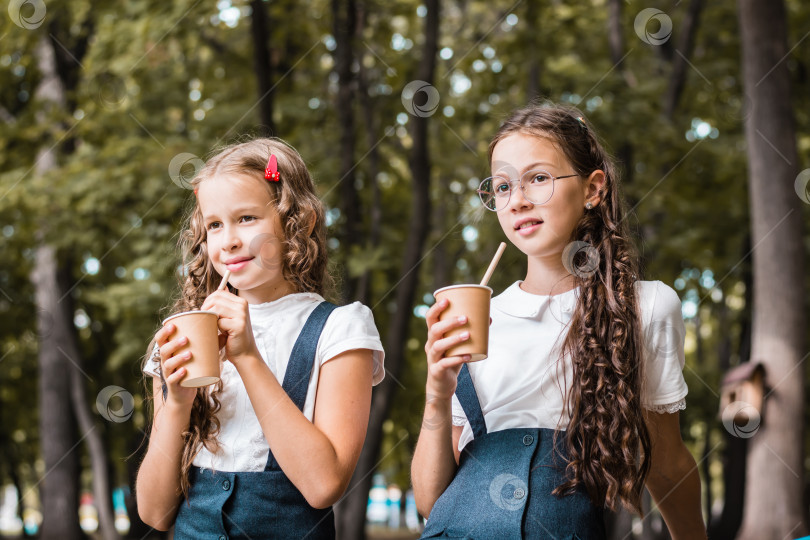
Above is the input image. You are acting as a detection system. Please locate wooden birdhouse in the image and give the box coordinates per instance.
[719,362,766,426]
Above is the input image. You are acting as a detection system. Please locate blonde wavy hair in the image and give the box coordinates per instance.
[143,138,330,498]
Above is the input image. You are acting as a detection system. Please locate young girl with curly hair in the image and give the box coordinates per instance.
[136,138,385,539]
[412,103,706,539]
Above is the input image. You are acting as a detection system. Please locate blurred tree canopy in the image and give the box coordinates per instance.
[0,0,808,538]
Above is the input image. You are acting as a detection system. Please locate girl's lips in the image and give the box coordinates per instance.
[225,258,254,271]
[515,222,543,236]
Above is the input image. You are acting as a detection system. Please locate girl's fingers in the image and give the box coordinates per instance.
[155,323,175,346]
[165,366,187,385]
[424,299,449,327]
[428,315,469,342]
[427,355,469,384]
[216,317,233,333]
[424,315,469,361]
[200,294,221,313]
[162,351,192,374]
[429,332,470,359]
[202,290,242,314]
[215,313,251,335]
[160,336,189,361]
[436,354,471,370]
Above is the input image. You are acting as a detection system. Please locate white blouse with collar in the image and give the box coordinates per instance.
[451,280,688,451]
[144,292,385,472]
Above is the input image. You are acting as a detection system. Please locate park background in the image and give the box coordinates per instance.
[0,0,809,538]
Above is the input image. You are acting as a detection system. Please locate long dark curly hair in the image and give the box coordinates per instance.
[488,103,651,514]
[144,138,330,499]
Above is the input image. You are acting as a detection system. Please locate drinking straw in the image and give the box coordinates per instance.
[217,269,231,291]
[480,242,506,286]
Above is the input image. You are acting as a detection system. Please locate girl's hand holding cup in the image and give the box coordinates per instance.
[155,323,198,408]
[424,243,503,400]
[424,298,472,400]
[200,289,260,367]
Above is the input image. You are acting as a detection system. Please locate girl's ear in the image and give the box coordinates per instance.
[585,169,606,206]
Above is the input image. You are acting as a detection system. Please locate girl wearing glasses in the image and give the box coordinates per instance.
[412,103,706,539]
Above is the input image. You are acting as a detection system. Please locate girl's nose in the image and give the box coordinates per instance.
[508,183,534,211]
[224,231,241,250]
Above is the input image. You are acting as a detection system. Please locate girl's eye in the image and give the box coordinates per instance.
[240,215,257,223]
[493,180,511,194]
[529,173,550,184]
[206,221,221,231]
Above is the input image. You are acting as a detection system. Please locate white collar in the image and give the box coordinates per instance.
[492,281,579,318]
[247,292,323,314]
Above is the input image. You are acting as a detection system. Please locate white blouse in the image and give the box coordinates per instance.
[144,292,385,472]
[451,280,688,451]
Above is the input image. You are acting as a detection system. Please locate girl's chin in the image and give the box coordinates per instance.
[513,241,566,260]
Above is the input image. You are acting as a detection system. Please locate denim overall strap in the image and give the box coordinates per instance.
[455,363,488,439]
[265,301,337,471]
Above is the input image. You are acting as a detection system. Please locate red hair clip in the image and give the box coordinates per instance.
[264,154,280,182]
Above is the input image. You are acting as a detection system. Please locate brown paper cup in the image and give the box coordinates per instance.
[433,284,492,362]
[161,310,221,387]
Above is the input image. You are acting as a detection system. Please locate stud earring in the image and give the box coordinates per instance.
[585,202,593,209]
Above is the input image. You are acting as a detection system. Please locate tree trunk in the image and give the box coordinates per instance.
[354,0,382,307]
[32,244,82,540]
[707,247,750,540]
[604,0,641,269]
[31,34,82,540]
[332,0,362,303]
[431,189,448,292]
[605,507,633,540]
[639,488,655,540]
[64,278,120,540]
[250,0,276,134]
[643,0,705,272]
[640,488,670,539]
[31,25,122,538]
[526,0,542,100]
[711,437,747,540]
[738,233,753,372]
[607,0,624,68]
[736,0,808,538]
[663,0,704,119]
[334,1,440,538]
[607,0,637,88]
[691,314,714,530]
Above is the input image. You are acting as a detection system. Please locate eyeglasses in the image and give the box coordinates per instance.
[477,169,579,211]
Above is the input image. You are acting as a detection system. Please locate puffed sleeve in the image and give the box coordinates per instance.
[318,302,386,385]
[640,281,689,413]
[143,342,161,378]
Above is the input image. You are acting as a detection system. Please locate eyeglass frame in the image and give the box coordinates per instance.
[477,168,580,211]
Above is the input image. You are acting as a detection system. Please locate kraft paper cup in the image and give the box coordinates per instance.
[433,284,492,362]
[161,310,221,387]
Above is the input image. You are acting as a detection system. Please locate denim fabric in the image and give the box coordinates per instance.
[174,302,338,540]
[454,364,487,438]
[174,467,334,539]
[420,364,605,539]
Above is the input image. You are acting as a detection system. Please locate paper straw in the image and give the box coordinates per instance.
[480,242,507,286]
[217,269,231,291]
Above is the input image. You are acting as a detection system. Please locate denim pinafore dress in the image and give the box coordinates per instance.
[420,364,606,539]
[172,302,338,540]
